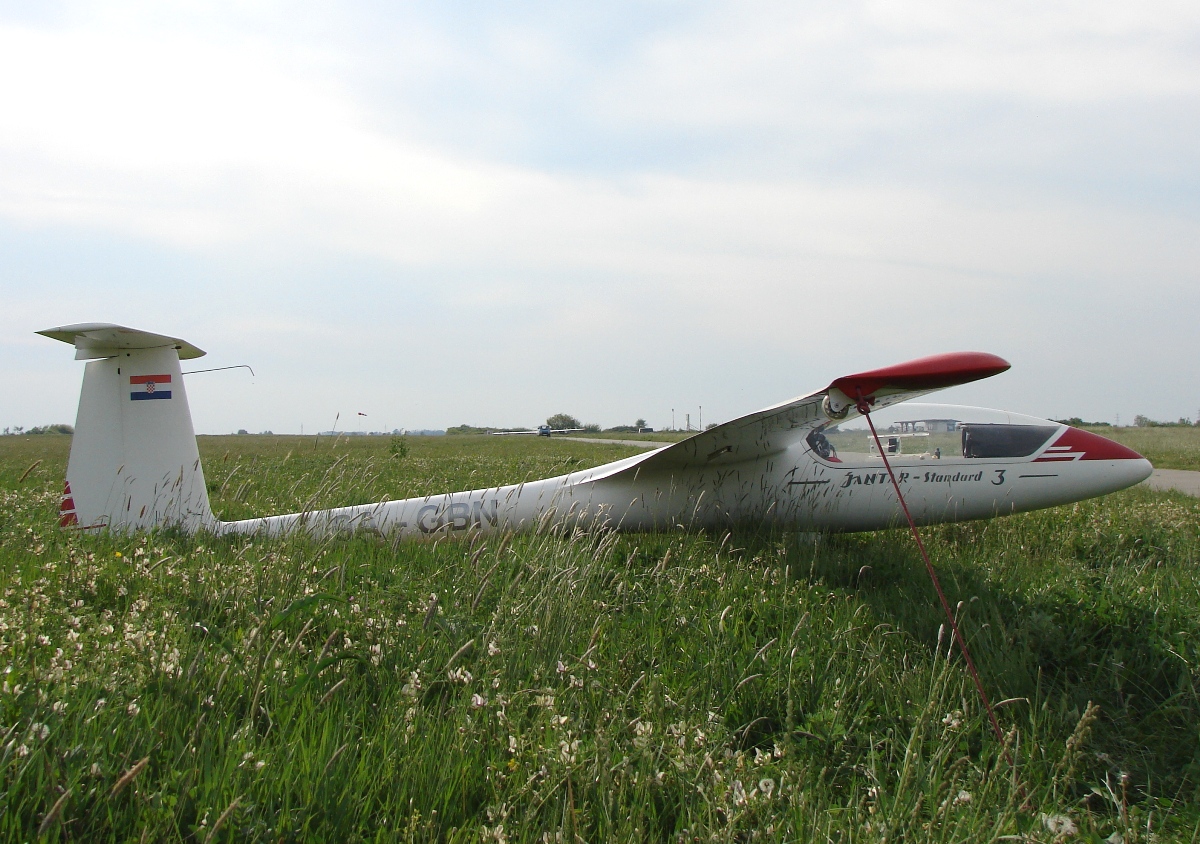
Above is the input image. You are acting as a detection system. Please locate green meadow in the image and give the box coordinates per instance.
[1,432,1198,841]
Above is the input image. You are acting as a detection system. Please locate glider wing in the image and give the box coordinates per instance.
[586,352,1010,481]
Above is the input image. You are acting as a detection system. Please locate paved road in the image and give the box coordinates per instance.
[559,437,673,449]
[567,439,1200,497]
[1141,468,1200,497]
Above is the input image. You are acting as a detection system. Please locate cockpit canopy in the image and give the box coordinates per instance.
[809,403,1063,461]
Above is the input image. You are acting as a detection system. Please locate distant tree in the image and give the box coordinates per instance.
[583,423,601,433]
[635,418,647,429]
[24,424,74,435]
[446,424,488,435]
[546,413,581,430]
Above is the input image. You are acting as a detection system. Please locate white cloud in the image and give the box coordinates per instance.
[1,1,1198,430]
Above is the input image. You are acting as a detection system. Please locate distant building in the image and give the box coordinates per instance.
[893,419,958,433]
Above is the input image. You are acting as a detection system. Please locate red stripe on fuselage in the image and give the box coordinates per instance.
[129,374,172,384]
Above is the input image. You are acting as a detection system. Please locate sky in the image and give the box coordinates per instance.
[2,0,1198,434]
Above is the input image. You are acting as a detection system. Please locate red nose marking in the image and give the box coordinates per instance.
[1035,427,1144,462]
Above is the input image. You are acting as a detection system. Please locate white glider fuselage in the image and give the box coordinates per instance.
[219,423,1150,538]
[38,324,1152,539]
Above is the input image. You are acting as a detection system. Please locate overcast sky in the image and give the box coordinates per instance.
[2,0,1198,434]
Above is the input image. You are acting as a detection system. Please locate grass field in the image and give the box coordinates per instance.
[1,432,1198,841]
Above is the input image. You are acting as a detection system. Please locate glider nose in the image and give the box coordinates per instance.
[1040,426,1153,493]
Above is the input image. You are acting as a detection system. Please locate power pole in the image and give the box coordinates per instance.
[699,405,702,430]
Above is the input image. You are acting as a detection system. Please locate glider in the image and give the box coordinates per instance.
[40,323,1152,537]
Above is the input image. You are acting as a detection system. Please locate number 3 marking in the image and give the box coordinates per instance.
[992,470,1006,486]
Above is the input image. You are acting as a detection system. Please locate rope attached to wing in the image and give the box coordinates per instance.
[854,392,1007,749]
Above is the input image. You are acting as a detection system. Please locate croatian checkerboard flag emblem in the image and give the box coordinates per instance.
[130,374,172,401]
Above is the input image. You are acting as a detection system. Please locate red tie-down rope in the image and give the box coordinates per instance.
[856,395,1006,747]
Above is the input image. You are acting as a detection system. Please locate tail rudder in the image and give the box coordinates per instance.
[39,324,215,533]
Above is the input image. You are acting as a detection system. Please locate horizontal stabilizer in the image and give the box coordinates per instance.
[37,323,206,361]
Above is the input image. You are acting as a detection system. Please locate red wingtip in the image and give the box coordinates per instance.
[828,352,1010,401]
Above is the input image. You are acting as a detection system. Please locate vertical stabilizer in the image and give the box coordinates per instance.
[38,324,214,533]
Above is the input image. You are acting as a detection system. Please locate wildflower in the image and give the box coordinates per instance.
[559,738,580,764]
[759,778,775,798]
[488,640,500,656]
[730,779,747,805]
[15,744,29,757]
[534,694,555,708]
[127,701,140,717]
[32,722,49,740]
[954,790,972,806]
[94,698,107,711]
[942,711,963,730]
[89,763,102,777]
[556,660,568,674]
[471,694,488,709]
[447,667,473,685]
[52,701,66,714]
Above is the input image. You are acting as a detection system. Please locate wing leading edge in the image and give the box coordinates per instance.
[587,352,1011,483]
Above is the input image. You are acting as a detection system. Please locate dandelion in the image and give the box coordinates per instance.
[1042,814,1078,836]
[759,778,775,798]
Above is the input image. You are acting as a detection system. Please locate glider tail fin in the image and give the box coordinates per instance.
[39,324,214,533]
